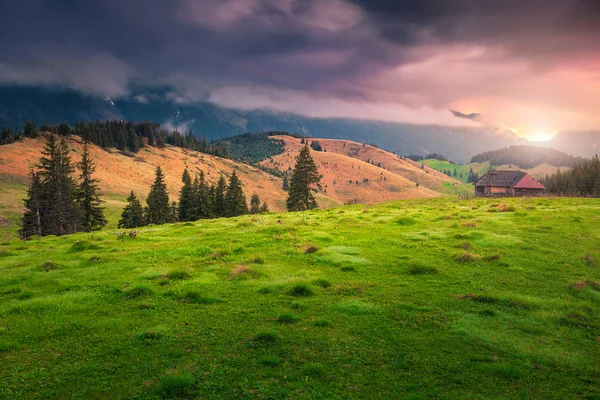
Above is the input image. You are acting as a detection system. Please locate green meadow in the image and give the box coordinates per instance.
[1,198,599,399]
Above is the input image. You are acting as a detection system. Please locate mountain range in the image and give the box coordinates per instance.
[0,86,598,162]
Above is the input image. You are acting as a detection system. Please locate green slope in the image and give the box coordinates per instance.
[421,159,490,183]
[1,198,599,399]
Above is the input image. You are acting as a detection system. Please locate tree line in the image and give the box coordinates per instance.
[1,120,229,157]
[470,145,583,169]
[543,155,600,197]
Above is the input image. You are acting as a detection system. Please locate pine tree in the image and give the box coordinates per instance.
[24,121,38,138]
[146,166,171,224]
[119,191,146,228]
[282,175,289,191]
[249,193,261,214]
[20,170,44,239]
[193,171,211,218]
[213,175,227,217]
[225,171,248,217]
[170,201,179,222]
[77,142,107,232]
[286,144,322,211]
[116,127,128,151]
[38,135,80,236]
[178,168,195,221]
[259,201,269,213]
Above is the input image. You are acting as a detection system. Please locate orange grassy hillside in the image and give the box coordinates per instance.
[0,135,341,214]
[311,138,460,192]
[261,135,441,204]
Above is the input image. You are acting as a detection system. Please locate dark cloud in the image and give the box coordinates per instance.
[0,0,598,130]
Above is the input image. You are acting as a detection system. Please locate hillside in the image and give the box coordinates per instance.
[0,136,341,239]
[261,136,464,204]
[422,159,567,183]
[470,145,584,169]
[1,197,599,398]
[311,138,469,194]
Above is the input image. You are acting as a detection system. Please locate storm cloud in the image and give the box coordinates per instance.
[0,0,599,133]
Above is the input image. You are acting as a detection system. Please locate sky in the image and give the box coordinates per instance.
[0,0,599,139]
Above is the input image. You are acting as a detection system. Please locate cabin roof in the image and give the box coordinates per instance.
[474,170,545,189]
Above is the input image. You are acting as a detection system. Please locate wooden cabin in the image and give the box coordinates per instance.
[473,170,545,197]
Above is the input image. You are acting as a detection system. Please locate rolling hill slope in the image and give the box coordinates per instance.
[260,136,467,204]
[0,136,341,238]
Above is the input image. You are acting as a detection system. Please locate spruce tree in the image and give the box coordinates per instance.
[20,170,44,239]
[213,175,227,217]
[24,121,38,138]
[259,201,269,213]
[146,166,171,224]
[193,171,211,218]
[77,142,107,232]
[178,168,195,221]
[225,171,248,217]
[249,193,261,214]
[38,135,80,236]
[286,144,322,211]
[119,191,146,228]
[282,175,289,191]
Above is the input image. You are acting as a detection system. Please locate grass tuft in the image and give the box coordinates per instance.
[288,283,314,297]
[253,330,279,343]
[124,285,153,299]
[277,312,300,324]
[156,373,196,399]
[302,363,325,377]
[260,355,283,367]
[312,318,332,327]
[341,266,356,272]
[455,252,482,263]
[312,278,331,288]
[166,270,191,280]
[396,217,416,226]
[407,263,439,275]
[304,246,319,254]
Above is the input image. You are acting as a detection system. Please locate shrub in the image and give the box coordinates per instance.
[156,373,196,399]
[288,283,314,297]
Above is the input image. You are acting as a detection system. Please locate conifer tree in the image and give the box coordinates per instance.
[282,174,289,191]
[146,166,171,224]
[170,201,179,222]
[20,170,44,239]
[193,170,211,218]
[259,201,269,213]
[213,175,227,217]
[38,135,80,236]
[119,191,145,228]
[178,168,195,221]
[24,121,38,138]
[77,142,107,232]
[286,144,322,211]
[249,193,261,214]
[225,171,248,217]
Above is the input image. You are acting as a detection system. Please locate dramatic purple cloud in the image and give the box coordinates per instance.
[0,0,599,135]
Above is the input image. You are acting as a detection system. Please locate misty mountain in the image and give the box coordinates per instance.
[0,86,537,162]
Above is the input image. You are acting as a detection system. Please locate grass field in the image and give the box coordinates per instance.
[1,197,599,399]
